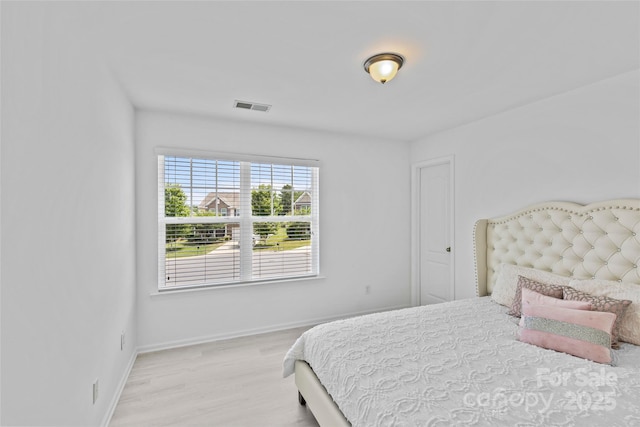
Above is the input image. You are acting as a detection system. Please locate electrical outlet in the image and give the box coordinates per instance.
[120,332,125,351]
[93,379,99,404]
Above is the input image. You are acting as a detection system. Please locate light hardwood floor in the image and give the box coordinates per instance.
[109,327,319,427]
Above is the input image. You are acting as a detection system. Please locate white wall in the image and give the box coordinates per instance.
[3,2,635,424]
[136,111,411,350]
[410,70,640,300]
[1,3,137,426]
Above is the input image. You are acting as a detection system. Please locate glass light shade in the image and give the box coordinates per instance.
[363,53,404,84]
[368,60,399,83]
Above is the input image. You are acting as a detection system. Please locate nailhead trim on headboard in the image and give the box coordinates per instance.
[474,200,640,296]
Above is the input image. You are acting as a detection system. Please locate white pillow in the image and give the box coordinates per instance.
[569,279,640,346]
[491,263,572,307]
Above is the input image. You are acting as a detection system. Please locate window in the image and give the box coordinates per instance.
[158,153,319,290]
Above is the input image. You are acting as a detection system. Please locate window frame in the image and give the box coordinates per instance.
[157,149,320,291]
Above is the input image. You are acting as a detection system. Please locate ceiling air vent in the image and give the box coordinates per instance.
[233,100,271,112]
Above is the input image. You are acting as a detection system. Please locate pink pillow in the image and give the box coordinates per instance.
[518,288,591,327]
[522,288,591,310]
[508,276,564,317]
[562,286,631,349]
[519,303,616,364]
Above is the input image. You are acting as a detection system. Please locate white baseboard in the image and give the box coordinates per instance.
[137,304,409,354]
[102,303,409,425]
[101,349,138,427]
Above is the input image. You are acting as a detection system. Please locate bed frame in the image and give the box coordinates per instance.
[294,198,640,426]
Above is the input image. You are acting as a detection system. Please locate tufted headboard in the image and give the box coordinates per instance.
[474,199,640,297]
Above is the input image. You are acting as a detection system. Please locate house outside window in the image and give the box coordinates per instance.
[158,152,319,290]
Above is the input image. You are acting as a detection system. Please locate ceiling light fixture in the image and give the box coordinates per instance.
[363,53,404,84]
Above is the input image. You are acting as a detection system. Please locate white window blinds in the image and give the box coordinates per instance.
[158,154,319,290]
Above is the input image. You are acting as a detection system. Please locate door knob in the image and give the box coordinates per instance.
[446,247,451,252]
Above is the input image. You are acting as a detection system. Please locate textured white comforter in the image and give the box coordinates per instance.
[283,297,640,426]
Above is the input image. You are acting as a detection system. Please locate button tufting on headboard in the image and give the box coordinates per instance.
[474,200,640,297]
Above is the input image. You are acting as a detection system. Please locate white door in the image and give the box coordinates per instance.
[417,159,453,304]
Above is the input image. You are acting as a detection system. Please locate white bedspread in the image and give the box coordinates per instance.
[283,297,640,426]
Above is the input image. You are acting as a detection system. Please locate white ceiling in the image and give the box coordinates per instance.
[86,1,639,141]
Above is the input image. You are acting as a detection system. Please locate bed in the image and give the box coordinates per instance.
[283,199,640,426]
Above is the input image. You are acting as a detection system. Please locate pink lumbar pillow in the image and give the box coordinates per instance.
[508,276,565,317]
[518,288,591,328]
[563,284,633,348]
[522,287,591,310]
[519,302,616,364]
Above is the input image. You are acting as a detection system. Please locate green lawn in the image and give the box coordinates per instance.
[254,226,310,251]
[167,226,309,257]
[166,239,227,258]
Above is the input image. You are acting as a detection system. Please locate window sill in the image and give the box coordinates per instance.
[149,275,326,297]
